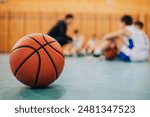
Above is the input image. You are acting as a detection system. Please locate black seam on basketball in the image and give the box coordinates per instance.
[34,50,41,87]
[14,49,36,76]
[12,46,36,53]
[14,48,41,87]
[27,36,58,80]
[12,41,56,52]
[42,34,64,58]
[13,41,55,76]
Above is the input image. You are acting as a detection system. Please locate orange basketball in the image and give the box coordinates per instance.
[10,33,65,88]
[103,47,117,60]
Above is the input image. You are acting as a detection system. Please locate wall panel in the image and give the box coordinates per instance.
[8,10,25,51]
[0,0,150,52]
[0,10,8,52]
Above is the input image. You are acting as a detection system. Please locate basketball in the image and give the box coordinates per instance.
[103,47,117,60]
[10,33,65,88]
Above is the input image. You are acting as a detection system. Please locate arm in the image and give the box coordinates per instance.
[59,22,72,41]
[59,24,67,37]
[102,29,125,40]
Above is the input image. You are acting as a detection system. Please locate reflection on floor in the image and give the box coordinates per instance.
[0,54,150,100]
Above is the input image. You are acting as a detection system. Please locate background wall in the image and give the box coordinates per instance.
[0,0,150,52]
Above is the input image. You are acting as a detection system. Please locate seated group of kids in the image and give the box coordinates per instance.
[64,15,150,62]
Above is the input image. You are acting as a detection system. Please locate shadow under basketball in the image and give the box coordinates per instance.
[1,84,66,100]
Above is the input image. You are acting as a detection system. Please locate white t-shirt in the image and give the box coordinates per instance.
[72,35,84,49]
[122,26,150,61]
[88,39,97,48]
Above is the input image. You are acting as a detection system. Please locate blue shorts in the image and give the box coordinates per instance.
[118,39,134,62]
[118,52,131,62]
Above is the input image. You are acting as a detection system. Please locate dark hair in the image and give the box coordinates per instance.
[74,29,79,34]
[134,20,144,29]
[121,15,133,25]
[65,14,74,19]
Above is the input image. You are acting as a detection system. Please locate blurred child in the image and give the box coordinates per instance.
[69,29,85,56]
[94,15,150,62]
[134,20,144,30]
[134,20,150,55]
[86,34,98,55]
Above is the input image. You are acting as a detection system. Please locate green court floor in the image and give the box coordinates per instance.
[0,54,150,100]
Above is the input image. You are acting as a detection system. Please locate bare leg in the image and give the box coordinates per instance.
[96,39,112,51]
[93,39,112,56]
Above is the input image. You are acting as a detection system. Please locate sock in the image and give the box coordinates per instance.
[93,49,102,57]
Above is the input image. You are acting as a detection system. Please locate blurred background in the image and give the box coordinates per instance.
[0,0,150,52]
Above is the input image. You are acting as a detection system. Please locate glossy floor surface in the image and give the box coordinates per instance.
[0,54,150,100]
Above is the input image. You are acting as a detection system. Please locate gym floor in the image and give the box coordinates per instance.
[0,54,150,100]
